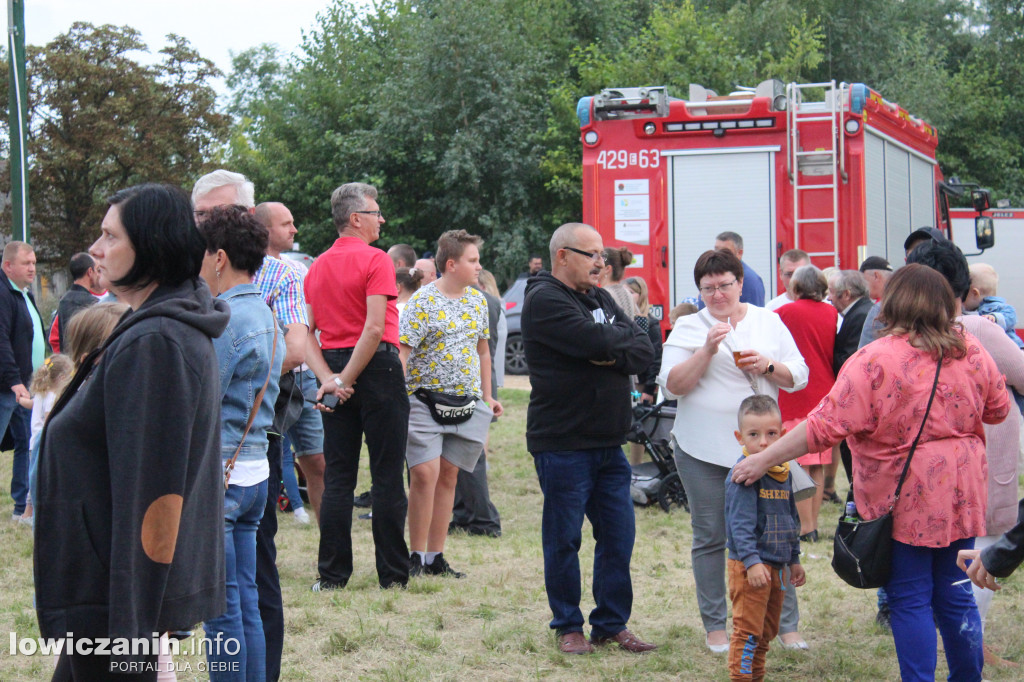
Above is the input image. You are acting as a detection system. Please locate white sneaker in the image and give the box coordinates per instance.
[293,507,310,524]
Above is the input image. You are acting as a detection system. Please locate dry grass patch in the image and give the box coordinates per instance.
[1,388,1022,680]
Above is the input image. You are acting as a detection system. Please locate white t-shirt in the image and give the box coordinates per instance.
[658,305,808,468]
[765,293,795,312]
[30,391,57,451]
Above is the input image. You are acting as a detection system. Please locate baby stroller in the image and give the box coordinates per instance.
[626,400,689,513]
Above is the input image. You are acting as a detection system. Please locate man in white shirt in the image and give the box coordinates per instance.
[765,249,810,312]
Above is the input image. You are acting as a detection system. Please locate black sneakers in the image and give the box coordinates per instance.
[409,553,425,578]
[424,553,465,579]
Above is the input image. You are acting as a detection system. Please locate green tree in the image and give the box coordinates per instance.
[0,23,228,262]
[228,0,664,284]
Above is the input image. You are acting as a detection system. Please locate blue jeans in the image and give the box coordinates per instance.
[533,447,635,637]
[280,436,304,512]
[885,538,983,682]
[206,479,268,682]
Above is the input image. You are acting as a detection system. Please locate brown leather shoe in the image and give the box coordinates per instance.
[557,631,595,655]
[591,629,658,653]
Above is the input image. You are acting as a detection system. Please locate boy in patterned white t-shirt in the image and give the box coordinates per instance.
[398,230,503,578]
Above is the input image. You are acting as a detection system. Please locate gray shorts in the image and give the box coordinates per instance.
[406,396,492,472]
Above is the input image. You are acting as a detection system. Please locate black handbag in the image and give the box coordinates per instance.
[271,369,304,435]
[831,357,941,589]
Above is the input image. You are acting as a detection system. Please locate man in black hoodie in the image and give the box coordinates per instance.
[522,222,657,655]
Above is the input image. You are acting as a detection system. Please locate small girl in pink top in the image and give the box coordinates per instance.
[731,264,1008,682]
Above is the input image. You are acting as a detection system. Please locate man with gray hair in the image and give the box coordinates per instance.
[522,222,656,655]
[713,231,765,306]
[828,270,871,376]
[192,169,308,682]
[305,182,410,591]
[765,249,810,312]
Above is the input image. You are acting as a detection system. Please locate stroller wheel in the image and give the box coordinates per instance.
[658,472,689,513]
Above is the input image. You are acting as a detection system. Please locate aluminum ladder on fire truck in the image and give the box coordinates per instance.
[786,81,845,268]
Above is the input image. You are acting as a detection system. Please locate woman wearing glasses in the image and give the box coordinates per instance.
[658,249,808,653]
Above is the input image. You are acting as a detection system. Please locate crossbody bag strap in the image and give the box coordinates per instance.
[890,357,942,508]
[697,309,760,395]
[224,324,279,489]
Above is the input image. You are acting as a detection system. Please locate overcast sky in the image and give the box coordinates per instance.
[23,0,337,90]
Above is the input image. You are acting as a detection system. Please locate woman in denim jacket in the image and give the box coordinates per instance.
[198,206,283,681]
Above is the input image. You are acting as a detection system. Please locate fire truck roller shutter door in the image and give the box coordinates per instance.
[667,149,777,304]
[864,129,938,263]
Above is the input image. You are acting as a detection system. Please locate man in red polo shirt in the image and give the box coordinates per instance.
[305,182,410,590]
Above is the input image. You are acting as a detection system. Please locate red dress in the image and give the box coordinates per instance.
[776,299,837,465]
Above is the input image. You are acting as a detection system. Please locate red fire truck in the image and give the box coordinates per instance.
[577,80,991,322]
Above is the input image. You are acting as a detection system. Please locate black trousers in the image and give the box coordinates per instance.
[451,448,501,535]
[256,433,283,681]
[318,349,410,588]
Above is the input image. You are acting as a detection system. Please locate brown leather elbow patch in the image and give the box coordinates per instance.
[141,494,183,564]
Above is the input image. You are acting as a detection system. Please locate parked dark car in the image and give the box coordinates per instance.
[503,278,528,375]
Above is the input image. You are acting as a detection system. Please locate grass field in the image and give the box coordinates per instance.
[1,387,1022,680]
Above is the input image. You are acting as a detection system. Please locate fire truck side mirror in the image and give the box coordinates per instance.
[971,188,991,212]
[975,216,995,250]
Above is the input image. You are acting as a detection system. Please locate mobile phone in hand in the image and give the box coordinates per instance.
[318,393,340,409]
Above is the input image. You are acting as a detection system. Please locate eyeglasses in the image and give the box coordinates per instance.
[564,246,607,263]
[698,279,739,296]
[353,210,384,219]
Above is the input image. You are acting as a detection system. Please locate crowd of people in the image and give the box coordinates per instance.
[6,172,1024,680]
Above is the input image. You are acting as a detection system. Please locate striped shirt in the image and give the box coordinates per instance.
[253,255,308,328]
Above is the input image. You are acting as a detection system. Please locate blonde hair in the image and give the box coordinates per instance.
[30,354,74,396]
[669,302,699,326]
[65,302,130,369]
[624,276,650,316]
[477,270,501,299]
[969,263,998,297]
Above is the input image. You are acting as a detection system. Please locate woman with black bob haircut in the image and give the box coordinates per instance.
[106,183,207,291]
[196,205,282,680]
[34,183,231,681]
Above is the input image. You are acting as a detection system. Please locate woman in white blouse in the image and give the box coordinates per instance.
[659,249,808,653]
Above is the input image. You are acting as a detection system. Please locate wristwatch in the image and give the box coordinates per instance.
[763,361,775,376]
[333,376,346,389]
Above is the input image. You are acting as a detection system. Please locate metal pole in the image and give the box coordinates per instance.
[7,0,28,242]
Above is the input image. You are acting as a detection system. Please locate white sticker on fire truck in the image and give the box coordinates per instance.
[628,254,643,268]
[614,179,649,195]
[614,195,650,221]
[615,221,649,245]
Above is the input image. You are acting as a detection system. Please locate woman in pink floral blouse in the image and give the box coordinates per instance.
[732,264,1009,682]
